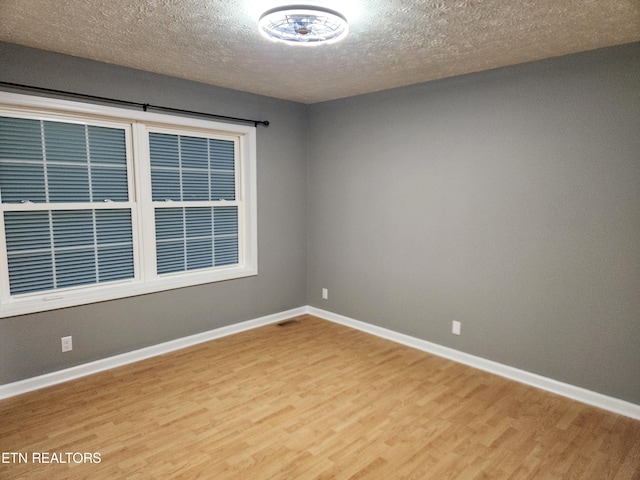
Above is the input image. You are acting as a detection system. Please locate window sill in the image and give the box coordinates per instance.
[0,264,258,318]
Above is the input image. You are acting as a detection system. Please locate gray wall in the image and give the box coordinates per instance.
[0,43,308,384]
[307,43,640,404]
[2,41,639,406]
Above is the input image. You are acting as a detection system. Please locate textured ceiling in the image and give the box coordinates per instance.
[0,0,638,103]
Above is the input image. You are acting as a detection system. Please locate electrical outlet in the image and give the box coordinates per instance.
[452,321,461,336]
[322,288,328,300]
[61,336,73,352]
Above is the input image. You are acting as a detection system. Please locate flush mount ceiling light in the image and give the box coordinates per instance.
[258,5,349,46]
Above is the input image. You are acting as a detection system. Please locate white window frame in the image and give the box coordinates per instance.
[0,92,257,318]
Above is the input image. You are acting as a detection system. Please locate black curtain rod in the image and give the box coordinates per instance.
[0,81,269,127]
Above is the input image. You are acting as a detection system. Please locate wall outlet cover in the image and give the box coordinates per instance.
[61,336,73,352]
[452,321,461,336]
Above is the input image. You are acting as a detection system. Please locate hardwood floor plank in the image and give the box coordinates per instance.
[1,315,639,479]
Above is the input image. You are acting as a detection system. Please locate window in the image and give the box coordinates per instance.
[0,92,257,317]
[148,131,239,274]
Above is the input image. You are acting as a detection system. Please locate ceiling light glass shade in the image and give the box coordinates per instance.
[258,5,349,46]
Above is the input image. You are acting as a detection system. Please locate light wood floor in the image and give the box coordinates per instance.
[1,315,639,479]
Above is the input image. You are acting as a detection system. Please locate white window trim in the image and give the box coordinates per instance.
[0,92,258,318]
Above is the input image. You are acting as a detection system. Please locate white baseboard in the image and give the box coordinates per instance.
[306,306,640,421]
[2,304,638,421]
[0,306,307,400]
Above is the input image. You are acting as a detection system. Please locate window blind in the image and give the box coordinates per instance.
[149,132,235,202]
[0,116,134,295]
[4,209,134,294]
[149,132,239,275]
